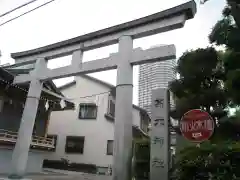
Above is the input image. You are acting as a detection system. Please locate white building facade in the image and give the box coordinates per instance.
[47,75,149,173]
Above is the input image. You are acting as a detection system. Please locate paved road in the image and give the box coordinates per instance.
[20,175,110,180]
[1,174,111,180]
[26,173,112,180]
[0,169,112,180]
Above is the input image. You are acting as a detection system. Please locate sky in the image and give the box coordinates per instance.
[0,0,226,105]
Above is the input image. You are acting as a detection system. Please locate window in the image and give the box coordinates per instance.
[79,103,97,119]
[65,136,85,154]
[107,140,114,155]
[108,100,115,117]
[0,97,3,113]
[140,112,149,133]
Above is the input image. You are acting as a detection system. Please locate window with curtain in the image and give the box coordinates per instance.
[78,103,97,119]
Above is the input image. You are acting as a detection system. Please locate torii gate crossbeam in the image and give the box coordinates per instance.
[7,1,196,180]
[13,45,175,84]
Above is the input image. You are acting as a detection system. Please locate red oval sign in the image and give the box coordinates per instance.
[180,109,215,142]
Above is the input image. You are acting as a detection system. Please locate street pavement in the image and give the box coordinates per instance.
[0,169,112,180]
[24,174,111,180]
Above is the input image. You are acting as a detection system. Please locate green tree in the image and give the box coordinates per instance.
[169,47,240,179]
[202,0,240,28]
[171,141,240,180]
[205,0,240,105]
[170,1,240,179]
[169,47,228,126]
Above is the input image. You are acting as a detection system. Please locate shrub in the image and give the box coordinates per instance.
[170,141,240,180]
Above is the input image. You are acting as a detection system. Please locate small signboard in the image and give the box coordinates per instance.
[180,109,215,142]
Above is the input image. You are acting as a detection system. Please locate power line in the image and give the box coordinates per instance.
[0,0,56,27]
[0,76,141,103]
[0,0,39,18]
[0,77,110,111]
[0,78,110,103]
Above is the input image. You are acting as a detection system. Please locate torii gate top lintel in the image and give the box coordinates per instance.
[11,0,196,62]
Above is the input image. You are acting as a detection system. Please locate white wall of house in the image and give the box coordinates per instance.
[47,75,146,169]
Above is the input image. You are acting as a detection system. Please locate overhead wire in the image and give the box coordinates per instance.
[0,0,39,18]
[0,78,111,104]
[0,0,57,27]
[0,76,140,103]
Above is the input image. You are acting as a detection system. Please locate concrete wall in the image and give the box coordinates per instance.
[0,148,48,174]
[47,76,144,168]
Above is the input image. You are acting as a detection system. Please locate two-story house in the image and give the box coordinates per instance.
[0,66,74,174]
[46,74,150,174]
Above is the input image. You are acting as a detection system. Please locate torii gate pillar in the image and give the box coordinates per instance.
[113,36,133,180]
[8,59,46,179]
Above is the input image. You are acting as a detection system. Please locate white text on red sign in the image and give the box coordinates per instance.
[180,119,214,132]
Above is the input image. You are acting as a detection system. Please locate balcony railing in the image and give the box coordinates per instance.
[0,129,55,149]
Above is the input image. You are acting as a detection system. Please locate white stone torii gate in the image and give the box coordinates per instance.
[8,1,196,180]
